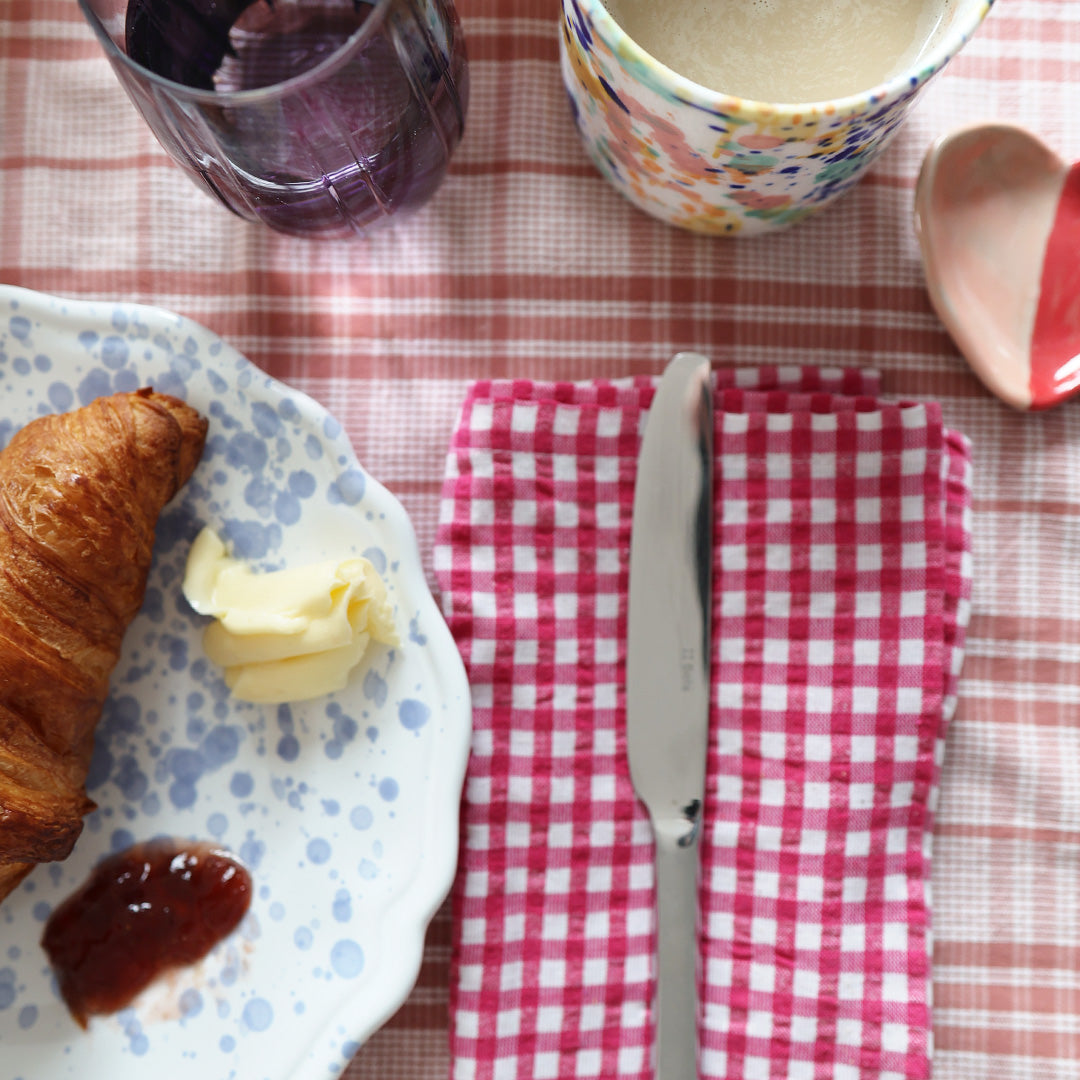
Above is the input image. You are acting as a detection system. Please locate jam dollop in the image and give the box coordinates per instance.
[42,839,252,1026]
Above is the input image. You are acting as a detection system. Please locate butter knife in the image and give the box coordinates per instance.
[626,351,714,1080]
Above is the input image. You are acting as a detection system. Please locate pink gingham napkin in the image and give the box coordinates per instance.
[433,366,973,1080]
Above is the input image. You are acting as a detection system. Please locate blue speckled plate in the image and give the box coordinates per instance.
[0,285,471,1080]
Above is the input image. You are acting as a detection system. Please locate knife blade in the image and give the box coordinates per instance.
[626,351,714,1080]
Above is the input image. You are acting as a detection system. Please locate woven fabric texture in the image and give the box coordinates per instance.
[434,370,973,1079]
[1,2,1079,1076]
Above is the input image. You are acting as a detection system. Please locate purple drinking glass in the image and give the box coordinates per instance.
[78,0,469,239]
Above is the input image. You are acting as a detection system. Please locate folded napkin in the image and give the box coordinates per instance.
[433,366,973,1080]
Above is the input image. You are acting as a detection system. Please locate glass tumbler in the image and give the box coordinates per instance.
[78,0,469,239]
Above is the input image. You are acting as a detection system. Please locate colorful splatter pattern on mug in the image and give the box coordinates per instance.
[559,0,995,235]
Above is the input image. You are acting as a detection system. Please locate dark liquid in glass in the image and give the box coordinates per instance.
[124,0,467,237]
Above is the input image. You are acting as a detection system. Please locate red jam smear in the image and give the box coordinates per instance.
[41,839,252,1027]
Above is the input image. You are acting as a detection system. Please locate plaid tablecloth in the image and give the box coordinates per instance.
[2,1,1080,1077]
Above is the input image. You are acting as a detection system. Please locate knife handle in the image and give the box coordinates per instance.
[652,821,700,1080]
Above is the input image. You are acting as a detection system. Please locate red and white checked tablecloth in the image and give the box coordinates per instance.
[433,368,973,1080]
[3,1,1080,1077]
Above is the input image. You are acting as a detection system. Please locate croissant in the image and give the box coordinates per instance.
[0,388,207,904]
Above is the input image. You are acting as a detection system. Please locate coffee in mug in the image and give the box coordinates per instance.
[560,0,993,235]
[600,0,955,103]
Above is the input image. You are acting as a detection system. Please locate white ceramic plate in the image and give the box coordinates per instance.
[0,284,471,1080]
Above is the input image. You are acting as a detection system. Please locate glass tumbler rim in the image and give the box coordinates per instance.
[76,0,399,104]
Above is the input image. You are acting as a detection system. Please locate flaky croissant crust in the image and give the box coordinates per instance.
[0,389,207,902]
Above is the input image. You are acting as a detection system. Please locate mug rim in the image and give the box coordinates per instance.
[571,0,996,119]
[76,0,396,104]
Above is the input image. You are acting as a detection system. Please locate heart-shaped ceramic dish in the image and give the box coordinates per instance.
[915,122,1080,410]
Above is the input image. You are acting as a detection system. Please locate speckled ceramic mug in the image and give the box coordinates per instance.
[559,0,995,236]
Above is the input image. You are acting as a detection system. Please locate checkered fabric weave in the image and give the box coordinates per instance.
[434,367,973,1080]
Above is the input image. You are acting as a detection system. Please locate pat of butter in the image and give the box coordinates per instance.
[182,527,399,704]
